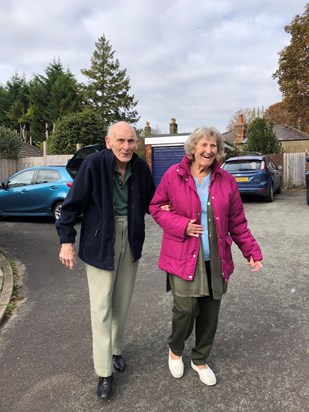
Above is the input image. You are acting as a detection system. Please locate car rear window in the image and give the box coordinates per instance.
[74,146,100,160]
[224,160,262,172]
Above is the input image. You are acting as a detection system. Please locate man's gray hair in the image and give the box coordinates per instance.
[107,121,137,138]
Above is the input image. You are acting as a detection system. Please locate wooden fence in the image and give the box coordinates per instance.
[1,152,308,188]
[0,159,17,182]
[18,154,73,171]
[0,155,72,182]
[283,152,307,188]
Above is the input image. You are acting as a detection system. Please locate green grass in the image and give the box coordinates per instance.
[1,251,23,321]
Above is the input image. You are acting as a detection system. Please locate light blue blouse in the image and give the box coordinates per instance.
[194,174,211,260]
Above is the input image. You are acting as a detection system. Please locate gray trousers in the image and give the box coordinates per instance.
[168,293,221,365]
[86,217,138,377]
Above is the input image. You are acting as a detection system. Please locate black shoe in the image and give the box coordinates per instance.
[97,375,113,399]
[112,355,126,372]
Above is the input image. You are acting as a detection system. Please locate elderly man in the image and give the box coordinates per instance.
[56,121,155,399]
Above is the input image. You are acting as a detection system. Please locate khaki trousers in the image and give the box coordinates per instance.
[86,217,138,377]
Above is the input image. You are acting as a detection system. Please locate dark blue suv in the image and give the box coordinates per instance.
[221,153,282,202]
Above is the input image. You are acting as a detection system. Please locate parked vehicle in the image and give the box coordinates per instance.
[221,153,282,202]
[66,143,105,178]
[0,166,73,220]
[306,156,309,205]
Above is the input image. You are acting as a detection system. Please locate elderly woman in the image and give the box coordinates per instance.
[149,126,263,386]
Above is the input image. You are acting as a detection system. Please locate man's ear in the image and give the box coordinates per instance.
[105,136,110,149]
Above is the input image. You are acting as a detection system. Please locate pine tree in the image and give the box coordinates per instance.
[28,60,81,141]
[0,74,30,134]
[81,35,139,127]
[245,118,282,154]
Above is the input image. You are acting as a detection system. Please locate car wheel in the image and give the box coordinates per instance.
[307,189,309,206]
[265,184,274,202]
[53,201,63,220]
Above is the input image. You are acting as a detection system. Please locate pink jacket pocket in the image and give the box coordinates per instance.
[160,233,186,261]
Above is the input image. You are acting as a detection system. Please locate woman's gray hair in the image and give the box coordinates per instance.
[184,127,225,160]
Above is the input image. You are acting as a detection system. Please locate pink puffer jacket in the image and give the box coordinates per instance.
[149,156,262,282]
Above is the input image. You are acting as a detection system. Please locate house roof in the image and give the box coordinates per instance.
[273,125,309,142]
[222,124,309,145]
[222,130,235,144]
[19,142,43,157]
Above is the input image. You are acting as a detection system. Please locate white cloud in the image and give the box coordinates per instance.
[0,0,307,133]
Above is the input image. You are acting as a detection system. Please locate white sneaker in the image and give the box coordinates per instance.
[168,349,184,378]
[191,361,217,386]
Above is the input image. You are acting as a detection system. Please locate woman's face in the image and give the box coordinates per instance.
[192,136,218,169]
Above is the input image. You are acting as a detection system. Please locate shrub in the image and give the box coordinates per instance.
[0,126,21,159]
[49,111,106,154]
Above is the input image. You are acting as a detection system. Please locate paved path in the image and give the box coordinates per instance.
[0,191,308,412]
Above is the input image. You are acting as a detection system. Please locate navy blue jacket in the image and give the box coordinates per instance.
[56,149,155,270]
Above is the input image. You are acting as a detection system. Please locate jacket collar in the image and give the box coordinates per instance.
[178,155,222,179]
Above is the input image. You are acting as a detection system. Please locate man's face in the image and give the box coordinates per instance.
[105,123,138,165]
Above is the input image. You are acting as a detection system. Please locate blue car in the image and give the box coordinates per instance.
[221,154,282,202]
[0,166,73,220]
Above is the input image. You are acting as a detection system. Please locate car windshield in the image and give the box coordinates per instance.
[224,160,262,172]
[7,170,35,188]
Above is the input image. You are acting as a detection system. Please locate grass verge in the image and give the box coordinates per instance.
[3,254,24,321]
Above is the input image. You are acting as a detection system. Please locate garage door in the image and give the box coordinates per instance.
[152,146,185,186]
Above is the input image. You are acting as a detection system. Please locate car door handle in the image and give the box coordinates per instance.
[49,185,58,189]
[21,189,28,193]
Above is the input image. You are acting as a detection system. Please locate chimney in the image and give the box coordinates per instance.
[235,114,245,144]
[169,118,178,134]
[144,121,152,136]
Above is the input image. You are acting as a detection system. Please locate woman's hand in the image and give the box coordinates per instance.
[247,256,263,272]
[186,219,203,237]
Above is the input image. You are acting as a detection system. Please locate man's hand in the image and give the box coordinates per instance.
[59,243,76,269]
[160,203,173,212]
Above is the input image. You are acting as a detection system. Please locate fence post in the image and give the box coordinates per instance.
[43,141,48,165]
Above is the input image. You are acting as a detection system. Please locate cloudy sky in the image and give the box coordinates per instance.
[0,0,307,134]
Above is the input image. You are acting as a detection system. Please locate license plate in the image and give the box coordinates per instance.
[235,177,249,182]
